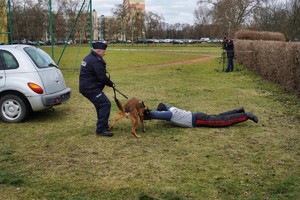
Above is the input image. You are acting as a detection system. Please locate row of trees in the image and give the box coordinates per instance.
[1,0,299,43]
[195,0,299,41]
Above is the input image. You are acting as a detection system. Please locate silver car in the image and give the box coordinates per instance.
[0,45,71,122]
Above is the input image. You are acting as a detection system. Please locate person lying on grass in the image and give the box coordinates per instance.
[144,103,258,128]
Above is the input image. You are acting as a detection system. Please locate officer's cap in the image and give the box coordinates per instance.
[92,41,107,50]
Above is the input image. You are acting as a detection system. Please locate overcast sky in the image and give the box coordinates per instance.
[92,0,198,25]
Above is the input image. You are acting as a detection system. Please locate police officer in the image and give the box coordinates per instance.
[79,41,115,137]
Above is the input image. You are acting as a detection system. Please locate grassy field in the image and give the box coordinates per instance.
[0,44,299,199]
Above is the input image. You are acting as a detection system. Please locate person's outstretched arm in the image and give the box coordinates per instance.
[145,110,172,121]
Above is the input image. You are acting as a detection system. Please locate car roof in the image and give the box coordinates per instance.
[0,44,35,50]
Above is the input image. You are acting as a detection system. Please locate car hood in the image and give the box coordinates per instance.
[37,68,68,94]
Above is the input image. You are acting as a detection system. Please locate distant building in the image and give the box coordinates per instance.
[73,9,99,42]
[92,9,99,41]
[123,0,145,12]
[79,1,146,43]
[123,0,145,41]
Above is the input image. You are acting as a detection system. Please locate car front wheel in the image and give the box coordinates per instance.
[0,94,28,123]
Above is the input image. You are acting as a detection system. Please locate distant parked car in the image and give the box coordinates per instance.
[172,39,184,44]
[45,40,52,45]
[200,38,210,43]
[11,40,22,44]
[0,45,71,122]
[54,41,65,45]
[38,41,45,45]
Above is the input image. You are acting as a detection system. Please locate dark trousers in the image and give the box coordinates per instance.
[194,108,247,127]
[82,91,111,133]
[226,56,234,72]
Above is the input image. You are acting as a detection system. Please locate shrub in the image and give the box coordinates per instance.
[235,30,286,41]
[235,40,300,97]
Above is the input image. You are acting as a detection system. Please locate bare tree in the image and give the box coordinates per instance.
[194,3,211,24]
[105,17,119,41]
[7,0,297,43]
[64,0,83,42]
[0,0,9,42]
[29,1,47,41]
[252,0,299,41]
[197,0,262,36]
[144,12,164,39]
[132,11,145,42]
[112,4,127,42]
[10,0,47,41]
[287,0,300,41]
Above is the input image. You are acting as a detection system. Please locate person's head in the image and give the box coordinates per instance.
[92,41,107,57]
[227,36,231,41]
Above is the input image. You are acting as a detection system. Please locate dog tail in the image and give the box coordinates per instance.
[114,97,125,112]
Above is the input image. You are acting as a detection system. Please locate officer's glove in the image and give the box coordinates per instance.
[108,83,115,88]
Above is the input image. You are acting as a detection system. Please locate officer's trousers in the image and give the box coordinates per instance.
[82,91,111,133]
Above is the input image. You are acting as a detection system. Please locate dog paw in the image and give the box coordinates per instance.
[131,132,141,138]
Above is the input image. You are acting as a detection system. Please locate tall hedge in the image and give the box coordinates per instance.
[235,30,286,41]
[235,40,300,97]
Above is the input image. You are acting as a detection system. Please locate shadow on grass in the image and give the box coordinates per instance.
[0,149,25,187]
[25,107,69,123]
[0,171,24,186]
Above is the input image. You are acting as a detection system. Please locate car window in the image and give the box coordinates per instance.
[24,47,57,68]
[0,50,19,70]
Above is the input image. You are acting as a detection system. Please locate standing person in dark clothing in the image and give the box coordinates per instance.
[144,103,258,128]
[225,36,234,72]
[79,42,115,137]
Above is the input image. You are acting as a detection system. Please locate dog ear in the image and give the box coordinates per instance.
[141,101,145,108]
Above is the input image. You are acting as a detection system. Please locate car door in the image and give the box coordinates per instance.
[0,51,6,88]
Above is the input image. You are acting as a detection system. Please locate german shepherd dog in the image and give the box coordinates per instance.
[109,97,148,138]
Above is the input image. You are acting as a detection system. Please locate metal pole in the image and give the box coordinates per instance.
[7,0,13,43]
[50,0,54,59]
[89,0,92,46]
[100,15,104,41]
[57,0,87,65]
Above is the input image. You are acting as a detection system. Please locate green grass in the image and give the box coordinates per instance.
[0,45,299,199]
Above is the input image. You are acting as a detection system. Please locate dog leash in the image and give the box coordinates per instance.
[113,87,128,99]
[106,72,128,100]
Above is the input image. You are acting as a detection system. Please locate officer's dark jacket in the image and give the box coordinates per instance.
[79,50,113,94]
[226,40,234,58]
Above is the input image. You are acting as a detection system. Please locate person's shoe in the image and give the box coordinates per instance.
[246,112,258,123]
[96,130,113,137]
[157,103,167,111]
[237,107,245,113]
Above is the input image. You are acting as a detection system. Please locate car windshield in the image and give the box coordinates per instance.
[24,47,57,68]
